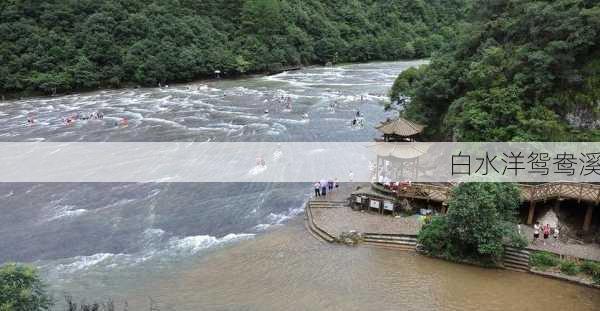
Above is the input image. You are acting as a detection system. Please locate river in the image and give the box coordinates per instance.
[0,61,597,310]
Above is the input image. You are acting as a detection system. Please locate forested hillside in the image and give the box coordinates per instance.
[0,0,467,96]
[390,0,600,141]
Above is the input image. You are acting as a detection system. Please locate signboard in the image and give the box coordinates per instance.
[383,201,394,211]
[355,196,362,203]
[369,199,380,209]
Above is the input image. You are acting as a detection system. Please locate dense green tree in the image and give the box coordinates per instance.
[0,263,53,311]
[418,183,521,263]
[391,0,600,141]
[0,0,468,96]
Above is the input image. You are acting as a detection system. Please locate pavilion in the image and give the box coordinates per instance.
[375,116,425,142]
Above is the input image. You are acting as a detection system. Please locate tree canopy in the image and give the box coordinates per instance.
[0,263,53,311]
[391,0,600,141]
[418,183,522,264]
[0,0,468,96]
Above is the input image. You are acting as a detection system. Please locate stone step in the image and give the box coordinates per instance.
[504,253,529,261]
[363,238,417,246]
[504,252,530,261]
[503,257,529,268]
[305,207,335,243]
[504,261,529,268]
[363,241,416,251]
[308,220,334,243]
[310,200,348,204]
[504,265,529,272]
[309,203,346,207]
[505,250,531,257]
[364,235,417,242]
[304,218,330,243]
[310,202,346,205]
[505,247,530,256]
[309,219,334,242]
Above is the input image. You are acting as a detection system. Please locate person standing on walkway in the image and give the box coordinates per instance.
[320,179,327,196]
[543,224,550,245]
[533,222,540,244]
[314,182,321,197]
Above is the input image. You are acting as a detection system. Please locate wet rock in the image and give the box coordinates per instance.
[338,230,363,246]
[538,208,559,228]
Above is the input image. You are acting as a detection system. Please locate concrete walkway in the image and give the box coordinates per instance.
[311,206,422,238]
[520,225,600,261]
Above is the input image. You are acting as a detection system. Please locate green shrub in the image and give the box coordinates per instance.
[0,263,53,310]
[418,216,452,257]
[507,230,528,249]
[593,271,600,285]
[579,260,599,275]
[530,252,559,269]
[579,260,600,284]
[559,261,580,276]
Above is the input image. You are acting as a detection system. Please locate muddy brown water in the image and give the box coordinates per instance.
[122,219,598,311]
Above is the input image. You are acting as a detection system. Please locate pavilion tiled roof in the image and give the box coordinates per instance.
[376,117,424,136]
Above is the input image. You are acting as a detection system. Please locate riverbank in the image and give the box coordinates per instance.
[0,70,276,101]
[0,60,421,101]
[307,191,600,290]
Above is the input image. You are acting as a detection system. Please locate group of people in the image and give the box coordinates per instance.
[264,95,293,114]
[63,111,106,126]
[352,110,365,128]
[314,179,338,197]
[256,156,266,167]
[25,110,132,128]
[532,222,560,246]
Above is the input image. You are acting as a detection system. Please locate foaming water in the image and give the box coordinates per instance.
[0,61,419,142]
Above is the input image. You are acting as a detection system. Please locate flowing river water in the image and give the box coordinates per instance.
[0,61,597,310]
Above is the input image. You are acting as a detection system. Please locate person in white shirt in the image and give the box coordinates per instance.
[533,222,540,244]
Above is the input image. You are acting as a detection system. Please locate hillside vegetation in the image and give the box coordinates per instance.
[0,0,467,95]
[391,0,600,141]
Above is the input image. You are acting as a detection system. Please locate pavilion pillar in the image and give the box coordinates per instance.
[583,204,594,232]
[375,155,380,182]
[527,201,536,225]
[415,157,419,179]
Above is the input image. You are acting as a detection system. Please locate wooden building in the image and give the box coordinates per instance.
[376,117,425,142]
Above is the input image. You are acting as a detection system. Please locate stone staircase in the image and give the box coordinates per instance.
[305,201,336,243]
[309,200,348,208]
[362,233,417,251]
[503,246,531,272]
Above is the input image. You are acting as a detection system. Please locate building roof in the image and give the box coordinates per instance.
[376,117,424,137]
[369,142,431,159]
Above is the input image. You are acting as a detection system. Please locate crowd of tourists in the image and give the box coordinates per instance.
[314,179,338,197]
[25,110,131,128]
[264,95,293,114]
[532,221,560,246]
